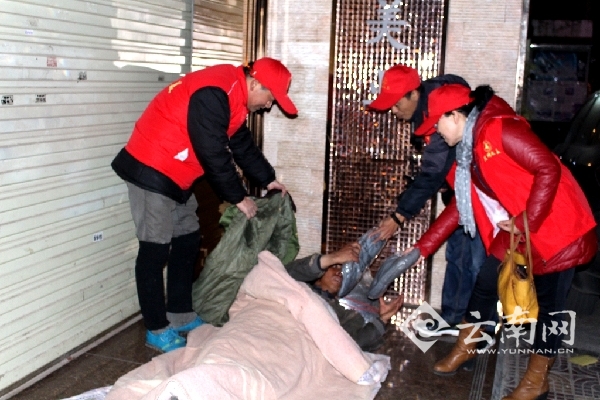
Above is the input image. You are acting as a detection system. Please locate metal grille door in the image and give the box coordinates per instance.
[326,0,446,305]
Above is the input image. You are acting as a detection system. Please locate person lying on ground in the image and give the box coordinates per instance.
[285,243,403,351]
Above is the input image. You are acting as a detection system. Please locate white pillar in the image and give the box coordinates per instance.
[264,0,333,256]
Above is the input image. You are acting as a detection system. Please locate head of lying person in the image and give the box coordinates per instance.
[314,264,342,295]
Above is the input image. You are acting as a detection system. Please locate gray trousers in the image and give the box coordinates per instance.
[126,183,201,330]
[126,182,199,243]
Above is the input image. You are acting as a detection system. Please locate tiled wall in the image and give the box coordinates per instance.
[263,0,333,257]
[444,0,527,108]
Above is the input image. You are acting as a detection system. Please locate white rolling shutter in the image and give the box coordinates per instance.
[192,0,244,70]
[0,0,191,390]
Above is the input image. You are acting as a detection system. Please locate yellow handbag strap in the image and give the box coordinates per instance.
[510,210,534,277]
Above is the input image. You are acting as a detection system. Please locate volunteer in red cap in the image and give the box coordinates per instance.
[111,57,298,353]
[399,84,596,398]
[368,65,470,241]
[363,65,487,341]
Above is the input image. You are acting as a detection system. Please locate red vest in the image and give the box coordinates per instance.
[470,114,595,262]
[125,65,249,189]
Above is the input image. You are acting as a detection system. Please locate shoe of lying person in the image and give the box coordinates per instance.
[367,248,420,299]
[146,327,186,353]
[339,228,387,298]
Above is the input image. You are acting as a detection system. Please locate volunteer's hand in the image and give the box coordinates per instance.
[267,180,287,196]
[371,214,403,241]
[236,196,258,219]
[498,219,520,234]
[402,245,423,263]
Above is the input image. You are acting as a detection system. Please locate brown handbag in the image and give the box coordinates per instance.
[497,211,539,324]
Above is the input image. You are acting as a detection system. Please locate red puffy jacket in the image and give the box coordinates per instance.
[416,96,597,275]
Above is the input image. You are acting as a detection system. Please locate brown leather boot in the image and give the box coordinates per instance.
[502,354,555,400]
[433,321,483,376]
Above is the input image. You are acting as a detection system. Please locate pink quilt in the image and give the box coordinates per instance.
[105,251,390,400]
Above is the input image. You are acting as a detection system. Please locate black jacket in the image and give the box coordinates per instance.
[395,74,469,219]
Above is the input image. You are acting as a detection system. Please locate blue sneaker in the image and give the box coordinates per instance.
[146,327,186,353]
[172,316,204,333]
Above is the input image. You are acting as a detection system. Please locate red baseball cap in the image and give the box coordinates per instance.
[414,84,473,136]
[250,57,298,115]
[368,65,421,111]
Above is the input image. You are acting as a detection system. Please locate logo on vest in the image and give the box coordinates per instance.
[174,148,189,161]
[168,81,182,93]
[482,140,501,162]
